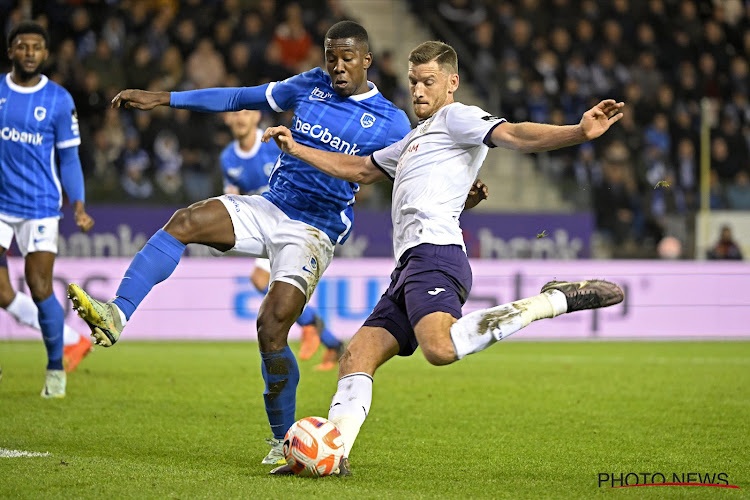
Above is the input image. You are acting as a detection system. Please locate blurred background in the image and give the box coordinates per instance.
[1,0,749,261]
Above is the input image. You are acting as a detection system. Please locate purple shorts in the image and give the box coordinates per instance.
[0,252,6,267]
[363,244,472,356]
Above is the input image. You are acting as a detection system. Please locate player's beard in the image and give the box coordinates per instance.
[12,59,42,82]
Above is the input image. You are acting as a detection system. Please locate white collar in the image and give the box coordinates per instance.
[5,73,49,93]
[348,81,379,101]
[233,130,263,159]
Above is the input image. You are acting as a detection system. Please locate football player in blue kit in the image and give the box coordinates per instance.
[221,109,345,371]
[67,21,411,465]
[1,21,95,398]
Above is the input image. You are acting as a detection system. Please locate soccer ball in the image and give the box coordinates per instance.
[283,416,344,477]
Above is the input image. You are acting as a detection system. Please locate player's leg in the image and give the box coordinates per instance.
[327,326,399,469]
[256,281,306,464]
[444,280,624,361]
[24,251,66,398]
[251,200,336,464]
[297,305,344,369]
[250,260,271,293]
[295,306,321,360]
[269,324,399,476]
[323,279,416,474]
[1,253,91,371]
[68,198,235,346]
[0,252,17,310]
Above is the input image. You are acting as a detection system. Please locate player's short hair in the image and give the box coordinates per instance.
[325,21,369,51]
[7,20,49,48]
[409,41,458,74]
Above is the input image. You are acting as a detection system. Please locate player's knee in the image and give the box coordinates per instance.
[26,280,53,303]
[164,207,197,242]
[257,303,299,351]
[0,288,15,308]
[420,342,457,366]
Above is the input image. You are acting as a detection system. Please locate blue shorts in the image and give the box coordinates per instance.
[0,252,6,267]
[363,244,472,357]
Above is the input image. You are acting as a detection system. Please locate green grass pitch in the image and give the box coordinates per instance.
[1,341,748,499]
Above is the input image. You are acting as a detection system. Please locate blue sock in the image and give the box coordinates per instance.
[320,327,342,350]
[260,346,300,440]
[295,306,316,326]
[36,295,64,370]
[113,229,185,320]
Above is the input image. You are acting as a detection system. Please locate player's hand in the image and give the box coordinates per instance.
[464,179,488,210]
[73,201,95,233]
[111,90,170,110]
[580,99,624,140]
[262,126,298,155]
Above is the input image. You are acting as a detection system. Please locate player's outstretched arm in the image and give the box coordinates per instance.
[113,86,275,113]
[111,90,171,110]
[263,126,386,184]
[463,179,488,211]
[490,99,624,153]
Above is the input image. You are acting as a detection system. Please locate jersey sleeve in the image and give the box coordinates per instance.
[55,90,81,149]
[370,133,411,181]
[445,104,506,148]
[265,68,325,112]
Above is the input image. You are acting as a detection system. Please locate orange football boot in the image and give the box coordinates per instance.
[63,334,93,373]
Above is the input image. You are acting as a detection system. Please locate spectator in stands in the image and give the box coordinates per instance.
[726,170,750,210]
[592,141,643,250]
[119,131,154,200]
[186,38,227,89]
[707,225,743,260]
[272,2,314,72]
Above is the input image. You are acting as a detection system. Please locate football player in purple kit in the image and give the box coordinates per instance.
[264,41,625,475]
[67,21,411,466]
[1,21,95,398]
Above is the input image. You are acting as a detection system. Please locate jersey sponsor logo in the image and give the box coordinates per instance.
[427,287,446,295]
[481,115,502,121]
[1,127,43,145]
[34,106,46,121]
[360,113,375,128]
[406,143,419,154]
[309,86,334,101]
[0,98,6,110]
[293,116,361,155]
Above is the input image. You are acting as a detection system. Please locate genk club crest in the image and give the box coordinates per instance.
[360,112,375,128]
[34,106,46,121]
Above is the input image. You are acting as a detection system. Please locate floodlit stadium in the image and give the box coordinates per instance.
[1,0,748,498]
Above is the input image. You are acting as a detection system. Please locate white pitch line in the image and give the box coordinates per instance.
[0,448,51,458]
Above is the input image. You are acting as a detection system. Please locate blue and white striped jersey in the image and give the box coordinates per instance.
[263,68,411,244]
[219,130,280,195]
[0,74,81,218]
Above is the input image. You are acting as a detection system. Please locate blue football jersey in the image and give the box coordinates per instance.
[263,68,411,244]
[0,74,81,219]
[220,130,280,195]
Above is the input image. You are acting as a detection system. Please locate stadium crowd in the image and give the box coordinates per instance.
[1,0,748,258]
[0,0,408,207]
[414,0,750,256]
